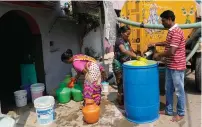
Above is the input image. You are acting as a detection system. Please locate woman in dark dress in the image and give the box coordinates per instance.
[113,25,139,109]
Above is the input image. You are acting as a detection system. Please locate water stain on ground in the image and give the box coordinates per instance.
[178,120,186,127]
[107,92,117,102]
[56,111,79,126]
[100,99,111,117]
[113,118,134,127]
[66,112,79,121]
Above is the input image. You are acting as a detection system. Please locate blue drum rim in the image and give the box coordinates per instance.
[123,60,158,69]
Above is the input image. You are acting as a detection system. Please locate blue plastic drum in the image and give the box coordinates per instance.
[123,60,160,124]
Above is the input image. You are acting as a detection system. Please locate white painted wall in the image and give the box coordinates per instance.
[45,19,80,94]
[82,27,102,58]
[0,2,81,95]
[112,1,126,10]
[82,26,115,81]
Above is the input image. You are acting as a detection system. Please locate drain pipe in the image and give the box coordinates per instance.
[186,37,202,62]
[117,18,201,29]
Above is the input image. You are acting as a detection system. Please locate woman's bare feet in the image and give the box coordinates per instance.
[171,115,184,122]
[80,106,83,110]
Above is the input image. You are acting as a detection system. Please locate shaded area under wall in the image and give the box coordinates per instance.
[0,10,45,114]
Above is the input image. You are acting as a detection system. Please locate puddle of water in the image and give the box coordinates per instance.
[100,99,111,117]
[113,118,134,127]
[66,112,79,121]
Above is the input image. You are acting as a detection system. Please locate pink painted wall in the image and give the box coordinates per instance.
[112,1,126,10]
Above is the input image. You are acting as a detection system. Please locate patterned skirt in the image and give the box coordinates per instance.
[113,59,124,105]
[83,62,102,105]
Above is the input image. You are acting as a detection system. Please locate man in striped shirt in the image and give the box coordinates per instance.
[149,10,186,122]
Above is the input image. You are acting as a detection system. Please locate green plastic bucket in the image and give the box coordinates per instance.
[59,82,67,88]
[56,87,71,103]
[71,84,83,102]
[63,75,71,84]
[77,81,82,86]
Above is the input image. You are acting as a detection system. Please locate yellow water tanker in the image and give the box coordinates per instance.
[120,0,197,54]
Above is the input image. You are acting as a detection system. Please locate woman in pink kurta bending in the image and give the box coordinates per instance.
[61,49,106,106]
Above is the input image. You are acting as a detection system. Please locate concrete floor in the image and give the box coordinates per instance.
[5,71,201,127]
[184,71,201,127]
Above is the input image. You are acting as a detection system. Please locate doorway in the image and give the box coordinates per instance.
[0,10,45,113]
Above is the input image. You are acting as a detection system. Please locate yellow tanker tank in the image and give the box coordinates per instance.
[120,0,197,54]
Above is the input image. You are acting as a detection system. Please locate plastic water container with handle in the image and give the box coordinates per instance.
[56,87,71,103]
[31,83,45,103]
[14,90,27,107]
[63,75,71,84]
[34,96,55,125]
[101,82,109,93]
[0,115,16,127]
[71,84,83,102]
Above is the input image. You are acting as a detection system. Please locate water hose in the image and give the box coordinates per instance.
[186,28,201,46]
[186,37,202,62]
[117,18,202,29]
[117,18,201,63]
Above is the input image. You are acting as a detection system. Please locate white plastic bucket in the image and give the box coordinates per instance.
[34,96,55,125]
[101,82,109,93]
[31,83,45,103]
[0,115,16,127]
[14,90,27,107]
